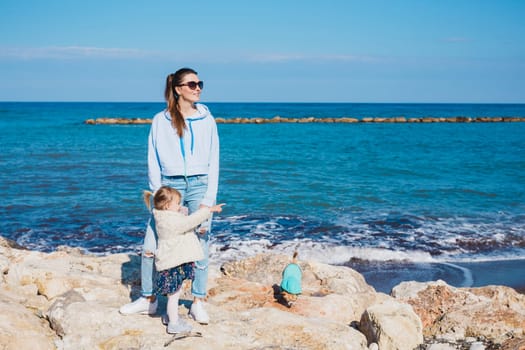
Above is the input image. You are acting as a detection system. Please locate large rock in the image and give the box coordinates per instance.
[392,279,525,344]
[219,253,383,322]
[0,292,57,350]
[0,243,375,349]
[359,299,423,350]
[1,235,523,349]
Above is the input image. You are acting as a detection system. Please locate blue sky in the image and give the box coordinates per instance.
[1,0,524,103]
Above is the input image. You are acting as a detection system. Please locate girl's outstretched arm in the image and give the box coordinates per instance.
[209,203,225,213]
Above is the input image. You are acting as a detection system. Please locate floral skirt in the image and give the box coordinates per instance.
[155,262,195,295]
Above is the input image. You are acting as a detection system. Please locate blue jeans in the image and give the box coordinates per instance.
[141,174,212,298]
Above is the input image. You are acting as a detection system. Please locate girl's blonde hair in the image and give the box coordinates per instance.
[143,186,181,211]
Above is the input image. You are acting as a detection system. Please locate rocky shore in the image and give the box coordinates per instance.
[1,236,524,350]
[84,116,525,125]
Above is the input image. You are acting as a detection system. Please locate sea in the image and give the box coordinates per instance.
[1,102,524,293]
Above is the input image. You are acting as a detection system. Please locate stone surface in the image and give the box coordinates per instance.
[0,293,57,350]
[359,299,423,350]
[392,279,525,344]
[1,236,524,349]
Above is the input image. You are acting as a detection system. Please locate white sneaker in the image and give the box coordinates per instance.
[119,297,158,315]
[189,301,209,324]
[167,318,192,334]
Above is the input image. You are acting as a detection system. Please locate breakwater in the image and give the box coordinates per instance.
[85,115,525,125]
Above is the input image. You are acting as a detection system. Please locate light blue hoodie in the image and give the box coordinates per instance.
[148,103,219,207]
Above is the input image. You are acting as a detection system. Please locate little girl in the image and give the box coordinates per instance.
[144,185,224,334]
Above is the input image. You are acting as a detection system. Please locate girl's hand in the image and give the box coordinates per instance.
[199,203,225,213]
[210,203,225,213]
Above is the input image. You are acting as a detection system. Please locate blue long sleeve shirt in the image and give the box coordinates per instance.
[148,103,220,207]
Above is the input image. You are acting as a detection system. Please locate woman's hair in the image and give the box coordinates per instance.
[165,67,198,137]
[143,186,181,211]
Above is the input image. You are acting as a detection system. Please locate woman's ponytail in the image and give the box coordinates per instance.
[164,68,197,137]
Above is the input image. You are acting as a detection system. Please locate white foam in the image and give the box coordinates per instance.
[440,262,474,287]
[209,238,436,265]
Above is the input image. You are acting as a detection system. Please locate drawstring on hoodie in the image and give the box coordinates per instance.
[176,112,207,188]
[179,137,188,187]
[186,116,207,155]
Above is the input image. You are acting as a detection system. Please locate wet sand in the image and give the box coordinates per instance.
[348,259,525,294]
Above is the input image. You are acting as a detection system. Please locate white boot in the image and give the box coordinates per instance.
[189,300,209,324]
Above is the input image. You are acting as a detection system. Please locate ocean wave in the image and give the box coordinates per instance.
[209,212,525,263]
[5,211,525,265]
[209,239,436,265]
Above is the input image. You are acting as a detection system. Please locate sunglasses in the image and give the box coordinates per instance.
[177,81,204,90]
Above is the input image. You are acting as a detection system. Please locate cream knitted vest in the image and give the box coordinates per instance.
[153,207,210,271]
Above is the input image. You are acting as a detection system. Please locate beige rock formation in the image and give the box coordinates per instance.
[359,300,424,350]
[392,280,525,344]
[1,236,524,349]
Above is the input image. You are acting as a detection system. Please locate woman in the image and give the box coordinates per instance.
[120,68,220,325]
